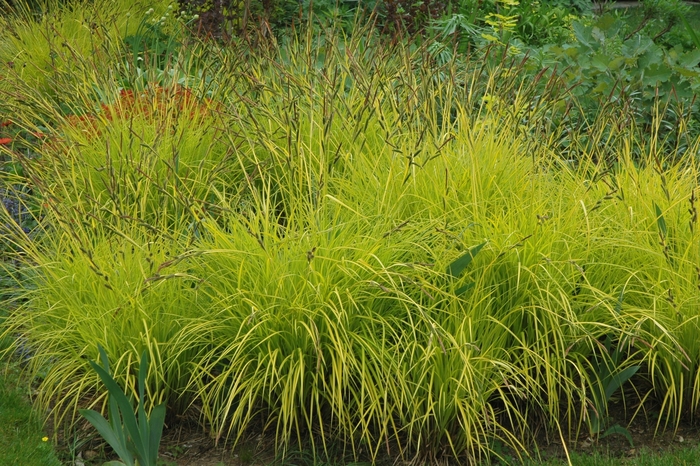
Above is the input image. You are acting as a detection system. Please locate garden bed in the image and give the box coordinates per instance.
[2,0,700,465]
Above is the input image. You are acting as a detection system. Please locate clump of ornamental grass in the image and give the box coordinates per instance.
[152,29,700,460]
[0,0,173,95]
[29,84,227,236]
[0,0,229,235]
[1,225,205,423]
[0,74,230,434]
[2,9,700,465]
[0,0,208,129]
[0,0,231,436]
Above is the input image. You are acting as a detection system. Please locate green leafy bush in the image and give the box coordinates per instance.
[523,13,700,156]
[446,0,583,47]
[177,0,301,39]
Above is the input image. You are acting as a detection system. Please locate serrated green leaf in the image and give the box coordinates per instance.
[638,49,663,68]
[591,75,614,94]
[674,66,700,79]
[622,35,654,57]
[590,52,611,71]
[595,14,621,35]
[644,63,673,86]
[608,56,625,70]
[679,49,700,69]
[572,21,592,48]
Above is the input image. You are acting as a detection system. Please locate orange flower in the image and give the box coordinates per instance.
[0,137,12,145]
[56,86,218,141]
[0,120,11,127]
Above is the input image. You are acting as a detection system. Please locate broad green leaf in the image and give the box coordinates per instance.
[98,345,111,375]
[591,26,605,43]
[109,392,125,454]
[595,14,621,34]
[591,75,615,95]
[679,49,700,69]
[604,365,640,401]
[590,52,611,72]
[100,349,126,463]
[643,63,672,86]
[638,48,663,68]
[97,346,125,441]
[137,351,150,464]
[79,409,134,466]
[681,16,700,50]
[608,56,625,71]
[88,361,147,458]
[654,203,667,238]
[601,424,634,446]
[588,408,602,434]
[622,35,654,57]
[668,80,695,100]
[615,288,624,315]
[447,242,486,278]
[562,45,579,58]
[147,404,167,465]
[572,21,593,48]
[455,282,475,295]
[674,66,700,78]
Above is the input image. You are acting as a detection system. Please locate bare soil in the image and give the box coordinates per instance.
[67,404,699,466]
